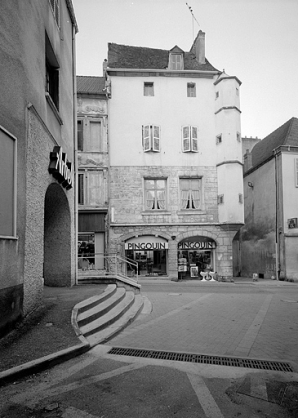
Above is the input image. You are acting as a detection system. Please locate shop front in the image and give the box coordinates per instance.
[125,236,168,277]
[178,236,216,279]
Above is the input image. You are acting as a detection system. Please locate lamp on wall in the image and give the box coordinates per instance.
[248,182,254,189]
[171,235,176,240]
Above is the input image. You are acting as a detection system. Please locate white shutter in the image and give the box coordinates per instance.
[152,125,160,152]
[191,126,198,152]
[182,126,190,152]
[143,125,151,152]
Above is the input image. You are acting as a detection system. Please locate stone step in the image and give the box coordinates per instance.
[86,294,144,346]
[77,287,126,328]
[74,284,117,315]
[79,290,136,338]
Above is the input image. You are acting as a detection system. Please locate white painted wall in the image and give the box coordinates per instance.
[108,75,218,167]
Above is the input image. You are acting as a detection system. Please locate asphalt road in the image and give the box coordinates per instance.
[1,281,298,418]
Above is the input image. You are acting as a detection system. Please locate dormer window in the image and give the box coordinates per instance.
[168,46,184,70]
[170,54,183,70]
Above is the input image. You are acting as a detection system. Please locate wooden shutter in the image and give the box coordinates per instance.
[191,126,198,152]
[143,125,151,152]
[152,125,160,152]
[182,126,190,152]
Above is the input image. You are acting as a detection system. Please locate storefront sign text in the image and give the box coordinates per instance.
[125,242,168,250]
[178,241,216,250]
[49,146,73,190]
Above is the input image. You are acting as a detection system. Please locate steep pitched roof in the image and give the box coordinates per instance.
[251,117,298,168]
[76,76,105,95]
[107,43,218,72]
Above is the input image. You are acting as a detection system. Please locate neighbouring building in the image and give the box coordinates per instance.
[0,0,78,336]
[241,117,298,281]
[105,30,244,281]
[76,76,109,271]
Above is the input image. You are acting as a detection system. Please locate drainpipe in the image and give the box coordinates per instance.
[273,148,279,281]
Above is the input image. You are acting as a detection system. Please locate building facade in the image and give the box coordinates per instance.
[0,0,78,335]
[76,76,109,271]
[105,31,244,281]
[241,117,298,281]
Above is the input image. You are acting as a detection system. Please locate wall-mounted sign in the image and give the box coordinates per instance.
[178,236,216,250]
[288,218,298,229]
[125,236,168,251]
[49,146,73,190]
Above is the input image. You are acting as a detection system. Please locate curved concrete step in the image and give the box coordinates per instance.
[86,294,144,346]
[79,291,136,338]
[77,287,126,327]
[74,284,117,315]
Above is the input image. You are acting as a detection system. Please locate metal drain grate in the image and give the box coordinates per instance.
[108,347,293,372]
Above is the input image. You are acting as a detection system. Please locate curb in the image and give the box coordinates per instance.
[0,341,90,387]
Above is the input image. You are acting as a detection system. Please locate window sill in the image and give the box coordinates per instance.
[142,211,171,215]
[45,92,63,125]
[177,210,206,215]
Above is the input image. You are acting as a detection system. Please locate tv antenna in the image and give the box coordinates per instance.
[186,3,200,41]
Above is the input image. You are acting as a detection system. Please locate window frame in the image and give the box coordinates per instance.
[45,33,60,116]
[217,194,224,205]
[77,118,104,152]
[0,125,17,238]
[142,125,161,152]
[179,177,202,210]
[144,178,167,211]
[182,125,198,153]
[169,53,183,70]
[144,82,154,96]
[216,134,222,145]
[78,169,106,207]
[187,82,196,97]
[49,0,60,28]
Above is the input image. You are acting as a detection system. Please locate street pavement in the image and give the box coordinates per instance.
[0,278,298,417]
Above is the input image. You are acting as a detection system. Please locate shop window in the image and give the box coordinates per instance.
[78,170,106,206]
[49,0,60,27]
[144,179,166,210]
[144,82,154,96]
[45,33,59,111]
[77,119,103,152]
[187,83,196,97]
[0,126,16,237]
[142,125,160,152]
[180,178,201,210]
[182,126,198,153]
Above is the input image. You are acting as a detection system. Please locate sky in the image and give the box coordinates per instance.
[72,0,298,139]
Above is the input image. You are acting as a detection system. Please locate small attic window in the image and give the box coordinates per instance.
[169,53,183,70]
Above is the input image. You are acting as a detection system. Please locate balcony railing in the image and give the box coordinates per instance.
[78,253,138,283]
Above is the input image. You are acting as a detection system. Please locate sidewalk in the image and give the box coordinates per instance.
[0,285,107,384]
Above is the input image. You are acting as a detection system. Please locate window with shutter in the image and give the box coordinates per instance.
[182,126,191,152]
[191,127,198,152]
[142,125,161,152]
[182,126,198,152]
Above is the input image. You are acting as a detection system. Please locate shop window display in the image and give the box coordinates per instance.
[126,249,167,276]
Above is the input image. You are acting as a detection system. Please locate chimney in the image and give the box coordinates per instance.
[195,30,205,64]
[103,59,108,76]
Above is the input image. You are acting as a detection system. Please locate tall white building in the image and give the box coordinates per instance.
[105,31,244,281]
